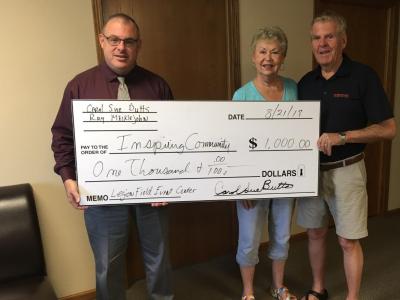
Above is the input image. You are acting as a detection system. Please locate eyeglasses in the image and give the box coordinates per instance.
[102,34,139,47]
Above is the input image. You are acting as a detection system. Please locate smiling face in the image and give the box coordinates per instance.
[311,20,346,72]
[99,17,141,75]
[252,39,285,78]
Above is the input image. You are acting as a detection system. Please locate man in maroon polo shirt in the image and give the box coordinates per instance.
[51,13,174,300]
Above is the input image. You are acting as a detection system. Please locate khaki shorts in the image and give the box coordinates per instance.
[297,159,368,239]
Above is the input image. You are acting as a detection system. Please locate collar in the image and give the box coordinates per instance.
[100,62,141,83]
[312,54,352,80]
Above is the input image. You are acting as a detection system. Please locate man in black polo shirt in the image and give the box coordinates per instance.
[296,11,396,300]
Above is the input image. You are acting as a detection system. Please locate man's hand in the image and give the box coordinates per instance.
[318,118,397,156]
[240,199,255,210]
[317,132,342,156]
[63,179,87,210]
[150,202,169,207]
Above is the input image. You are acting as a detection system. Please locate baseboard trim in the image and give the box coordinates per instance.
[59,289,95,300]
[385,208,400,215]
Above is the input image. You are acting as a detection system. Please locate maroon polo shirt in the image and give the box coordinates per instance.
[51,62,173,181]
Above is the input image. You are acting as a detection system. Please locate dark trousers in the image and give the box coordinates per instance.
[84,205,173,300]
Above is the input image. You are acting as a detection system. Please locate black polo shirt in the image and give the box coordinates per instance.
[298,54,393,163]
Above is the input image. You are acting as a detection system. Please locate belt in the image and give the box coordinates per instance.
[320,152,365,171]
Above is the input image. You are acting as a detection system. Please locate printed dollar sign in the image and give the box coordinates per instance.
[249,137,258,149]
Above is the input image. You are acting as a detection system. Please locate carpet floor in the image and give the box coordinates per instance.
[127,212,400,300]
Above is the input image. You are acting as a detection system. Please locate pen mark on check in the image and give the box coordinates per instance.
[214,179,294,196]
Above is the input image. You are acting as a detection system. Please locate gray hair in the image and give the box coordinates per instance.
[251,26,288,56]
[312,10,347,36]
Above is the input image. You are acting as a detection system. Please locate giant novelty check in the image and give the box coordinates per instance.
[73,100,320,205]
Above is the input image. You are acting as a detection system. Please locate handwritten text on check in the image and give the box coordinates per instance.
[73,100,320,205]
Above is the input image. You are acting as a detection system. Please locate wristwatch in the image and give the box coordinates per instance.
[338,132,347,145]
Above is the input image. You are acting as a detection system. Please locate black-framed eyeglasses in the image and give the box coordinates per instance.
[102,34,139,47]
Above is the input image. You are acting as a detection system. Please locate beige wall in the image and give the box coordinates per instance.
[0,0,96,297]
[239,0,314,83]
[0,0,398,298]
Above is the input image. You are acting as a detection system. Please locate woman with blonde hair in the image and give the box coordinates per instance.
[233,26,297,300]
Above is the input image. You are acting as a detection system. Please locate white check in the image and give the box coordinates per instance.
[73,100,320,205]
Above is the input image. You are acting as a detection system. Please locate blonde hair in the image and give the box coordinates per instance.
[251,26,288,56]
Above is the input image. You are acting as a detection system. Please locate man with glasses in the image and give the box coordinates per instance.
[51,13,174,300]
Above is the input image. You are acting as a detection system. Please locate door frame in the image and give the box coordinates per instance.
[91,0,241,98]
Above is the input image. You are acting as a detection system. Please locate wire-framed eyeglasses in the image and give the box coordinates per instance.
[102,34,139,47]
